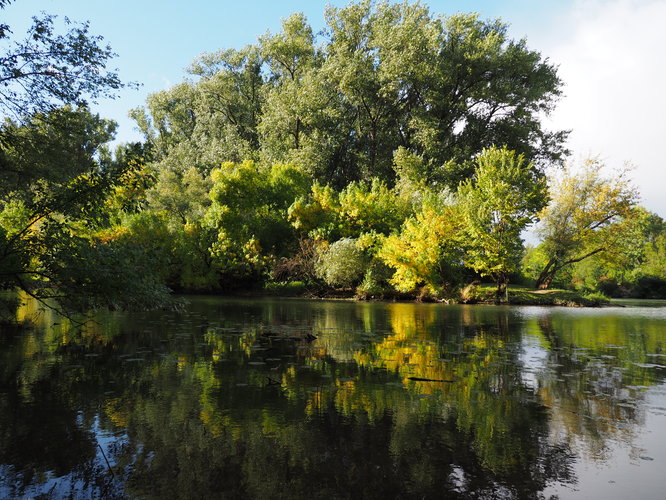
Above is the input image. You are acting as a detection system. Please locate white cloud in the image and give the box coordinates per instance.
[538,0,666,217]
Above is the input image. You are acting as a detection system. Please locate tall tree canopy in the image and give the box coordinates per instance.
[134,1,567,188]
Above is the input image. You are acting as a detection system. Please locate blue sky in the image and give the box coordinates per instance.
[4,0,665,217]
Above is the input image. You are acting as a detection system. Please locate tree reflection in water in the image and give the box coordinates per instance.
[1,296,664,499]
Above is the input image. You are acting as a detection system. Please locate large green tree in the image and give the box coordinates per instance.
[134,1,567,189]
[0,4,168,314]
[459,146,547,299]
[321,2,567,184]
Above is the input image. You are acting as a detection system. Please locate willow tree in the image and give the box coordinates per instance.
[318,1,567,185]
[534,161,638,289]
[134,1,567,189]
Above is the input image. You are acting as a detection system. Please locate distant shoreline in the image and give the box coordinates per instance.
[204,284,612,308]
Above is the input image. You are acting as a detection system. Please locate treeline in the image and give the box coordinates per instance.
[131,2,567,188]
[1,1,665,315]
[95,146,665,302]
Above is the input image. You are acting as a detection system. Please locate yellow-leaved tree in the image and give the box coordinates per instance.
[535,159,638,289]
[378,192,462,297]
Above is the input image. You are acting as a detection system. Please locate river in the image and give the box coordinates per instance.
[1,296,665,499]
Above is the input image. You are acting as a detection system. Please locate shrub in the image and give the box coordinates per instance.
[356,260,392,298]
[271,238,321,282]
[316,238,367,287]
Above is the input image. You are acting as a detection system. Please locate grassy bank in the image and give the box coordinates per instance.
[261,281,610,306]
[462,284,610,307]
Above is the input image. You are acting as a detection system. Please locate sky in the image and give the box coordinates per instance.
[4,0,665,218]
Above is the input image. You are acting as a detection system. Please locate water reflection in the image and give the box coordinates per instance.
[1,296,665,498]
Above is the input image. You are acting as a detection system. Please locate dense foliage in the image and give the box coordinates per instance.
[132,1,567,187]
[1,0,664,315]
[0,3,167,314]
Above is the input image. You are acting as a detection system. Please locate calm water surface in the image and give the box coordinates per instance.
[1,296,666,499]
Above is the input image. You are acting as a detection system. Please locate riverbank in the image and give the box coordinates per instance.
[464,285,610,306]
[259,281,610,307]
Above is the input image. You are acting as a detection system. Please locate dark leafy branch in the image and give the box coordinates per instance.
[0,12,133,120]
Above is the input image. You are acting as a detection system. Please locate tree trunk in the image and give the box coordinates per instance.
[293,118,301,149]
[536,272,555,290]
[535,258,557,289]
[535,248,605,289]
[496,275,508,303]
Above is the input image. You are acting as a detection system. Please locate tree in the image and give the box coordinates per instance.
[1,106,115,194]
[0,7,126,120]
[641,216,666,280]
[378,192,463,296]
[131,45,264,175]
[535,207,666,297]
[319,1,567,185]
[459,146,547,299]
[258,13,316,151]
[413,12,567,183]
[191,46,264,152]
[0,107,171,312]
[0,4,165,314]
[534,160,639,289]
[206,160,311,285]
[133,1,567,190]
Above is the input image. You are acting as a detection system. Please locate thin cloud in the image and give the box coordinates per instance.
[541,0,666,216]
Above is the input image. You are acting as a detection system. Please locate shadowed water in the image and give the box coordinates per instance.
[1,295,665,499]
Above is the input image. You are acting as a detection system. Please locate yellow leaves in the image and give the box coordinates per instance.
[104,398,130,428]
[288,179,408,242]
[311,183,338,211]
[95,225,130,244]
[356,232,381,252]
[211,160,251,184]
[242,237,266,265]
[209,166,223,184]
[176,356,188,371]
[183,222,199,236]
[378,201,459,293]
[538,160,639,275]
[287,183,338,234]
[66,172,91,188]
[381,228,433,292]
[0,199,32,236]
